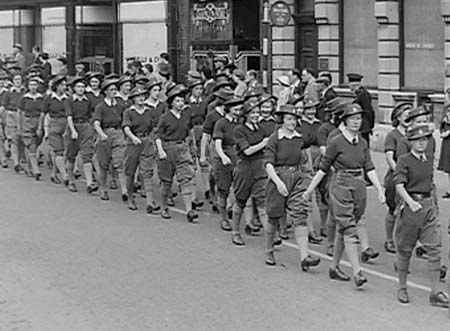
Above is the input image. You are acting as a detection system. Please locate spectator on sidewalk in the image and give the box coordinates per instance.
[301,68,320,102]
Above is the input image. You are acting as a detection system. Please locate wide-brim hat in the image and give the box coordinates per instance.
[405,106,430,123]
[315,76,330,84]
[276,76,290,87]
[118,76,132,86]
[166,84,189,103]
[303,98,320,109]
[325,97,347,113]
[13,43,23,51]
[257,94,278,107]
[146,77,162,90]
[340,103,365,119]
[243,90,262,101]
[51,75,67,89]
[213,87,234,101]
[26,64,44,75]
[213,80,232,92]
[28,76,44,84]
[391,102,413,122]
[288,94,304,105]
[68,76,86,87]
[105,73,120,80]
[158,64,171,77]
[241,101,259,116]
[406,124,433,140]
[275,104,302,118]
[187,78,204,89]
[347,73,363,82]
[129,87,148,99]
[86,71,103,82]
[134,74,150,84]
[186,70,202,80]
[101,79,119,92]
[214,56,228,65]
[224,97,245,108]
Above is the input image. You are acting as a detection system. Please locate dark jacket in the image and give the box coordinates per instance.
[316,87,338,122]
[353,86,375,134]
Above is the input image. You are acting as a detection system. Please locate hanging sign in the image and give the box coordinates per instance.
[270,1,292,27]
[191,0,232,41]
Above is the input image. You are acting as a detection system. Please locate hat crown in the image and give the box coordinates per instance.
[407,123,432,139]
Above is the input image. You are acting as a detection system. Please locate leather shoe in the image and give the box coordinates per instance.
[441,265,448,281]
[301,255,321,271]
[326,245,334,257]
[397,288,410,304]
[51,176,61,184]
[68,183,77,193]
[265,252,276,267]
[415,246,427,259]
[187,210,199,223]
[121,194,128,202]
[361,247,379,263]
[128,200,138,211]
[272,237,282,247]
[167,196,175,207]
[354,271,368,288]
[161,208,171,219]
[442,192,450,199]
[384,241,396,254]
[100,191,109,201]
[329,266,350,281]
[63,179,69,187]
[245,224,261,236]
[146,204,160,214]
[35,173,42,181]
[211,203,219,214]
[14,164,21,173]
[320,228,327,238]
[191,199,204,210]
[430,291,449,308]
[87,184,99,194]
[279,228,289,240]
[110,179,118,190]
[220,219,232,232]
[308,232,323,245]
[232,234,245,246]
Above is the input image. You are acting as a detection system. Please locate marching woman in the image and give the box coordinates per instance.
[92,79,128,201]
[145,77,166,127]
[258,94,278,135]
[394,124,449,307]
[122,87,160,213]
[264,104,321,269]
[41,75,69,185]
[230,101,269,246]
[85,72,104,109]
[303,104,385,288]
[1,73,26,172]
[17,77,44,180]
[213,96,243,231]
[383,102,412,253]
[64,77,97,193]
[155,84,199,222]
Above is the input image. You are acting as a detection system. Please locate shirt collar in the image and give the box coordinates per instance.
[340,126,359,144]
[104,98,117,107]
[11,86,25,93]
[190,95,202,104]
[145,98,160,108]
[245,122,258,131]
[215,107,225,116]
[86,86,101,97]
[24,92,43,100]
[278,128,302,140]
[225,114,237,123]
[128,105,148,113]
[411,150,428,162]
[115,92,128,101]
[72,94,88,102]
[259,116,276,122]
[51,92,68,101]
[302,116,321,125]
[170,109,181,119]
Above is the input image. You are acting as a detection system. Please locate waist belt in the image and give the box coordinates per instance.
[49,115,66,119]
[24,114,40,118]
[164,140,185,145]
[222,144,235,149]
[409,192,431,200]
[336,168,364,176]
[135,131,151,138]
[74,119,89,124]
[275,165,302,172]
[103,125,120,130]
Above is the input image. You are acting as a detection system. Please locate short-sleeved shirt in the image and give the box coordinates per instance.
[233,123,266,160]
[2,87,26,111]
[156,109,192,142]
[394,152,433,194]
[86,90,104,112]
[299,118,321,147]
[259,117,277,137]
[65,95,92,121]
[317,122,336,147]
[42,93,68,117]
[384,128,410,162]
[203,109,224,135]
[145,100,167,130]
[264,129,305,167]
[319,132,375,173]
[115,95,132,109]
[92,99,126,128]
[122,106,154,134]
[213,116,238,147]
[188,97,207,126]
[18,93,44,116]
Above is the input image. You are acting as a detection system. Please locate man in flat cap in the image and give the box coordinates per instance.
[348,73,375,145]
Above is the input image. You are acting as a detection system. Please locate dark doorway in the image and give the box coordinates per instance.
[294,0,318,73]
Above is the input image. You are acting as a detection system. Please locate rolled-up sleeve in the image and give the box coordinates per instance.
[264,134,278,166]
[319,138,338,173]
[233,126,250,153]
[156,115,166,140]
[394,156,408,186]
[122,109,132,129]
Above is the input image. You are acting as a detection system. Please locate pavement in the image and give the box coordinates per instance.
[0,151,449,331]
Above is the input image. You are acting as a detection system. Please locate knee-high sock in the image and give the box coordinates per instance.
[331,232,345,269]
[344,235,361,276]
[356,221,369,251]
[232,204,244,235]
[218,195,228,221]
[385,213,395,243]
[67,160,75,183]
[83,163,94,187]
[295,226,309,261]
[265,222,276,254]
[55,155,67,180]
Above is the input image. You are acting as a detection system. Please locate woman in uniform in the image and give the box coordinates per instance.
[85,72,104,108]
[304,103,385,288]
[123,87,160,213]
[264,104,321,270]
[383,102,412,253]
[41,75,69,185]
[1,73,26,173]
[230,101,268,246]
[155,84,198,222]
[92,79,128,202]
[213,96,243,231]
[394,124,449,308]
[64,77,97,193]
[17,77,43,180]
[258,94,277,135]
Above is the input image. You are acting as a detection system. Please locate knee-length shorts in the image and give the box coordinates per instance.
[47,116,67,155]
[65,122,94,164]
[125,135,155,192]
[233,158,266,208]
[22,115,41,153]
[97,128,125,172]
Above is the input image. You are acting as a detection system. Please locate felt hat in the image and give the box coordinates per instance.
[241,101,259,116]
[391,102,413,122]
[340,103,365,119]
[213,87,234,101]
[101,79,119,92]
[51,75,67,89]
[275,104,302,118]
[325,97,347,113]
[406,124,433,140]
[166,84,189,103]
[224,97,245,108]
[68,76,86,87]
[405,106,430,123]
[146,77,162,91]
[129,87,148,99]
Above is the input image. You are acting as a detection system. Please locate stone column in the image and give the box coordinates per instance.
[374,0,400,123]
[314,0,340,84]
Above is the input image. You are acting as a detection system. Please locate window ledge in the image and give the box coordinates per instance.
[335,87,379,99]
[427,93,445,104]
[392,91,416,102]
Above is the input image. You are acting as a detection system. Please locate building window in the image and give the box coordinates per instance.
[403,0,444,91]
[343,0,378,86]
[119,1,167,68]
[41,7,66,74]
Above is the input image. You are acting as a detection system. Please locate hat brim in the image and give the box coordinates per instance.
[275,110,302,118]
[303,101,320,109]
[146,81,163,90]
[405,111,430,123]
[407,132,432,140]
[129,90,148,99]
[167,88,189,102]
[340,109,365,119]
[101,80,119,92]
